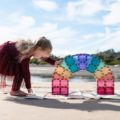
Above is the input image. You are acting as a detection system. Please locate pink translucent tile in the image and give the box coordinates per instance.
[102,73,114,81]
[97,80,105,87]
[52,79,60,87]
[52,87,61,95]
[61,87,68,95]
[106,87,114,95]
[61,79,68,87]
[106,73,114,80]
[97,87,105,95]
[53,72,63,80]
[106,80,114,87]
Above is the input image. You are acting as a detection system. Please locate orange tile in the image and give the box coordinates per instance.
[94,70,104,79]
[62,69,72,79]
[101,66,112,75]
[55,65,65,75]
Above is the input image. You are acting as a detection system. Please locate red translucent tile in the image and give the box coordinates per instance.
[61,87,68,95]
[106,87,114,95]
[52,87,61,95]
[97,87,106,95]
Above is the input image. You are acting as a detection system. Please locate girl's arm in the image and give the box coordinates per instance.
[20,58,31,90]
[43,57,56,65]
[42,55,60,65]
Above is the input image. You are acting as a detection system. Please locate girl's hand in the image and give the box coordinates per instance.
[28,88,33,94]
[55,60,61,67]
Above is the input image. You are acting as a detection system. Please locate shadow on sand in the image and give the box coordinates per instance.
[4,96,120,112]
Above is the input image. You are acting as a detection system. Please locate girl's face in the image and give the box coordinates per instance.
[33,48,52,59]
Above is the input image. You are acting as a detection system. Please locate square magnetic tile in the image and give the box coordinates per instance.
[52,87,61,95]
[61,87,68,95]
[61,79,68,87]
[97,87,106,95]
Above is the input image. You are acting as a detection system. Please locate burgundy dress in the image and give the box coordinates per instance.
[0,41,56,91]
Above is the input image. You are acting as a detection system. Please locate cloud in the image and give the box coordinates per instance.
[66,0,104,18]
[103,0,120,25]
[0,12,36,43]
[78,27,120,53]
[65,0,106,25]
[0,12,78,55]
[9,12,36,28]
[0,26,16,43]
[0,1,120,56]
[33,0,58,11]
[0,10,120,55]
[99,27,120,51]
[18,16,36,27]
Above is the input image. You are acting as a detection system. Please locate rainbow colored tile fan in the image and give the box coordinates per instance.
[52,54,114,96]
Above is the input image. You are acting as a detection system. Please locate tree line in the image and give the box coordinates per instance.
[30,49,120,65]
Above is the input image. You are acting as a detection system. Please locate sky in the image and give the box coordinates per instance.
[0,0,120,56]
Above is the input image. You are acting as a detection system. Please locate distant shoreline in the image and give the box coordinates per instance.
[30,64,120,79]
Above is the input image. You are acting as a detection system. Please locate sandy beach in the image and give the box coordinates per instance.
[0,82,120,120]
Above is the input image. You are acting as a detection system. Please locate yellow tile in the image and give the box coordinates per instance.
[62,69,72,79]
[101,66,112,75]
[55,65,65,75]
[94,70,104,79]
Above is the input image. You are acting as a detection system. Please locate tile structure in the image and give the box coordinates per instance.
[52,54,115,96]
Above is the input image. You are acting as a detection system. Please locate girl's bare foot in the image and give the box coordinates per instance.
[10,90,27,97]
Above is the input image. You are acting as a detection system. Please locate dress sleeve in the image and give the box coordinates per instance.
[20,57,31,89]
[42,57,56,65]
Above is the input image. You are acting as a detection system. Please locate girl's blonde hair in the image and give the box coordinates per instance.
[16,37,52,62]
[16,39,34,55]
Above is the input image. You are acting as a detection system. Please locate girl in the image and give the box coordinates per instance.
[0,37,58,96]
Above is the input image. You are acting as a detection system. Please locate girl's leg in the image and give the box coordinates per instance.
[11,73,23,91]
[11,72,27,96]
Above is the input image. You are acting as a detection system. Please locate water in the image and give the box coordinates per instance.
[31,76,94,83]
[31,75,120,84]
